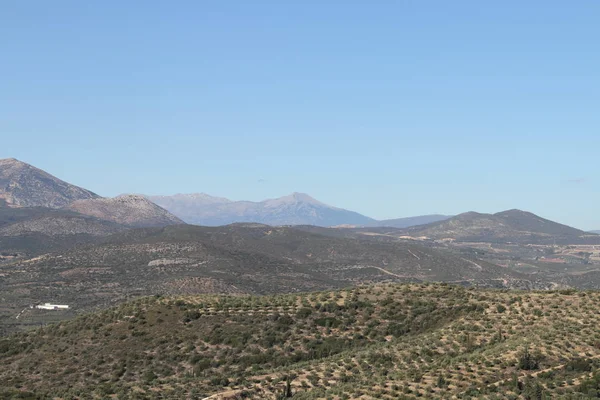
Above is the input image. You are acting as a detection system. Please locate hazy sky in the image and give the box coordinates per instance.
[2,1,599,229]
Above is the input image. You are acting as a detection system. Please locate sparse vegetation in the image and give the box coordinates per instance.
[3,283,600,399]
[1,223,541,336]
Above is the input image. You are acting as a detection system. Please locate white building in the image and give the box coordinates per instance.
[35,303,69,310]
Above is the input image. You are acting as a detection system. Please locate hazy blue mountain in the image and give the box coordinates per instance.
[367,214,452,228]
[149,193,456,229]
[148,192,377,227]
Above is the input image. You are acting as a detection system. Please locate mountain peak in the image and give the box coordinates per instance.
[114,194,148,202]
[284,192,322,204]
[0,157,21,164]
[455,211,488,219]
[495,209,528,216]
[263,192,330,209]
[0,158,100,208]
[0,158,32,170]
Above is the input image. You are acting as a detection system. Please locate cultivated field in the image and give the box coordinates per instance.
[3,283,600,399]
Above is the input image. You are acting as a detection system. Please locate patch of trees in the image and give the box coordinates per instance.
[518,347,541,371]
[579,371,600,397]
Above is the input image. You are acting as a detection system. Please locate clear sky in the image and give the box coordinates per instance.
[1,1,599,229]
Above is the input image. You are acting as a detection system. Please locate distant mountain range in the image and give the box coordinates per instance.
[148,192,377,227]
[0,158,595,248]
[148,193,452,228]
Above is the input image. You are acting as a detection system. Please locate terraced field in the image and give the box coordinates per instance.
[3,283,600,399]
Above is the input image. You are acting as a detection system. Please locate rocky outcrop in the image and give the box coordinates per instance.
[0,158,99,208]
[66,195,184,228]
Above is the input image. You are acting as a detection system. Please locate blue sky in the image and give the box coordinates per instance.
[1,1,599,229]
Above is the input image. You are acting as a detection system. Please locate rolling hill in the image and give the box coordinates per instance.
[0,208,124,237]
[0,207,126,257]
[404,209,599,244]
[0,223,539,335]
[3,283,600,399]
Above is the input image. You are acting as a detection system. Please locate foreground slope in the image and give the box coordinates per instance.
[3,283,600,399]
[0,158,99,208]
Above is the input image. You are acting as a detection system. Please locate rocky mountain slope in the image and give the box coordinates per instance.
[66,195,183,228]
[149,192,376,227]
[0,158,99,208]
[405,209,598,244]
